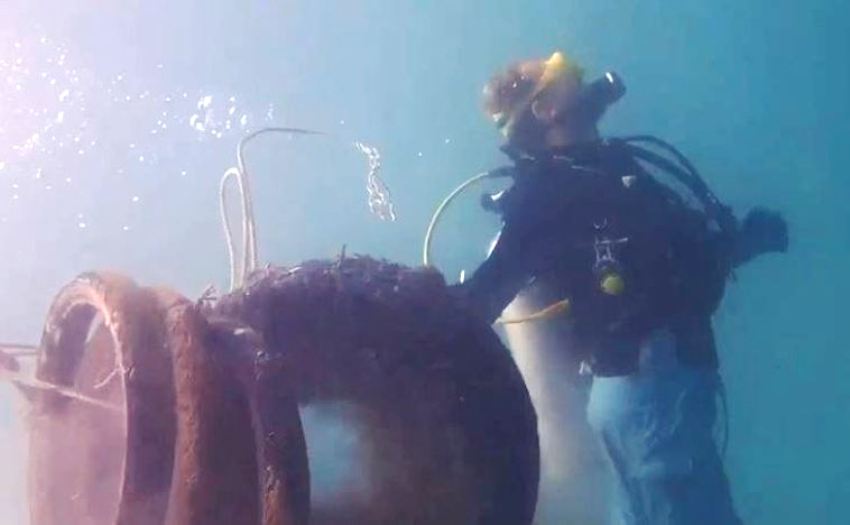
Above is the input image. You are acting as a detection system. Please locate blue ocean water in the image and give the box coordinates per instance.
[0,1,847,523]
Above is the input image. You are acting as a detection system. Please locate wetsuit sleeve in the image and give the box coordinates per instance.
[454,217,536,324]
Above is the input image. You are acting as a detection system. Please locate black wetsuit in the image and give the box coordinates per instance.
[460,139,735,377]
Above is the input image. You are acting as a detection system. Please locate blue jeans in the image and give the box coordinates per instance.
[586,330,742,525]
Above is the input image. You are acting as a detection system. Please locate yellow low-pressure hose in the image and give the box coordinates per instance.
[422,51,585,313]
[496,298,571,325]
[423,168,572,326]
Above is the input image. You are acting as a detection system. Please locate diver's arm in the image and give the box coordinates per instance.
[454,221,535,324]
[731,207,789,267]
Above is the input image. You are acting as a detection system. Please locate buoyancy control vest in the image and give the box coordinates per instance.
[488,138,734,375]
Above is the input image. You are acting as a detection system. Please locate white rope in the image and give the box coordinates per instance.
[219,167,246,292]
[220,127,396,292]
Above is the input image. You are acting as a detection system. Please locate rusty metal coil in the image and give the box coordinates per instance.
[26,259,539,524]
[28,273,309,525]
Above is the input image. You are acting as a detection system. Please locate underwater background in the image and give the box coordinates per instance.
[0,1,847,523]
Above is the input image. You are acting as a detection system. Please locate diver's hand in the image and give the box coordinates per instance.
[743,207,789,253]
[447,281,498,324]
[734,207,789,265]
[447,282,473,310]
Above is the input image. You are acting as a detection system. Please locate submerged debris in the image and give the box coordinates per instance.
[19,257,539,525]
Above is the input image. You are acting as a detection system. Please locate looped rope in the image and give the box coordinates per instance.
[221,127,396,292]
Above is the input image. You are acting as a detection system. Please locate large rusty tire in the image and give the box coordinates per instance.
[28,273,309,525]
[215,257,540,525]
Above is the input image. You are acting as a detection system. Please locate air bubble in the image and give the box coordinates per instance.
[198,95,213,110]
[189,114,205,132]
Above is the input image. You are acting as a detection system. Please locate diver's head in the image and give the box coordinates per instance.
[482,51,625,154]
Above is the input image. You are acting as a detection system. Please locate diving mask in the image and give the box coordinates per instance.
[494,51,583,136]
[495,52,626,138]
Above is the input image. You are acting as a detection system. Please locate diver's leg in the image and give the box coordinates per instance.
[588,332,742,525]
[587,374,649,525]
[639,369,742,525]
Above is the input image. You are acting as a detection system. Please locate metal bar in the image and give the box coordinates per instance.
[0,367,123,412]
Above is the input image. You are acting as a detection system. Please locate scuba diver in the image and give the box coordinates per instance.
[453,52,789,524]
